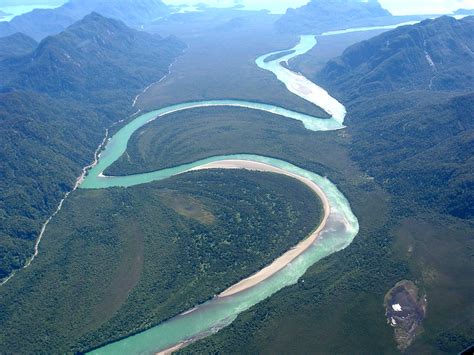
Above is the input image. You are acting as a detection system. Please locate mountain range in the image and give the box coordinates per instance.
[318,16,474,98]
[1,12,184,103]
[276,0,419,34]
[0,0,170,40]
[0,13,184,280]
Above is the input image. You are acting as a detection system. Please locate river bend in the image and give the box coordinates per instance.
[84,23,413,354]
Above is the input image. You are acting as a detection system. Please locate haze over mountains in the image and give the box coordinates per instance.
[0,0,170,40]
[276,0,419,34]
[0,13,184,280]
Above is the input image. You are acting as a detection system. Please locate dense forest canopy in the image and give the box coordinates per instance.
[0,170,323,352]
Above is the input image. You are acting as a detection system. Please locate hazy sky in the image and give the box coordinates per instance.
[162,0,309,14]
[378,0,474,15]
[0,0,64,5]
[162,0,474,15]
[1,0,473,16]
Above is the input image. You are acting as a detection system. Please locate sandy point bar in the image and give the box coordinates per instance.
[188,160,331,298]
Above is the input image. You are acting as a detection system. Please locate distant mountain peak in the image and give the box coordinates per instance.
[66,11,130,36]
[33,12,153,59]
[276,0,396,34]
[81,11,108,21]
[1,12,184,98]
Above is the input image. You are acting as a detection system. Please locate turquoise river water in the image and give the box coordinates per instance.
[86,22,415,354]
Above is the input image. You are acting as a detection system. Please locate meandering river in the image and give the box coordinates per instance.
[86,22,415,354]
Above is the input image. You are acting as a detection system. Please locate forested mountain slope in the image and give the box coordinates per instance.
[0,13,184,281]
[0,0,170,40]
[318,16,474,98]
[1,12,184,107]
[349,91,474,219]
[315,16,474,218]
